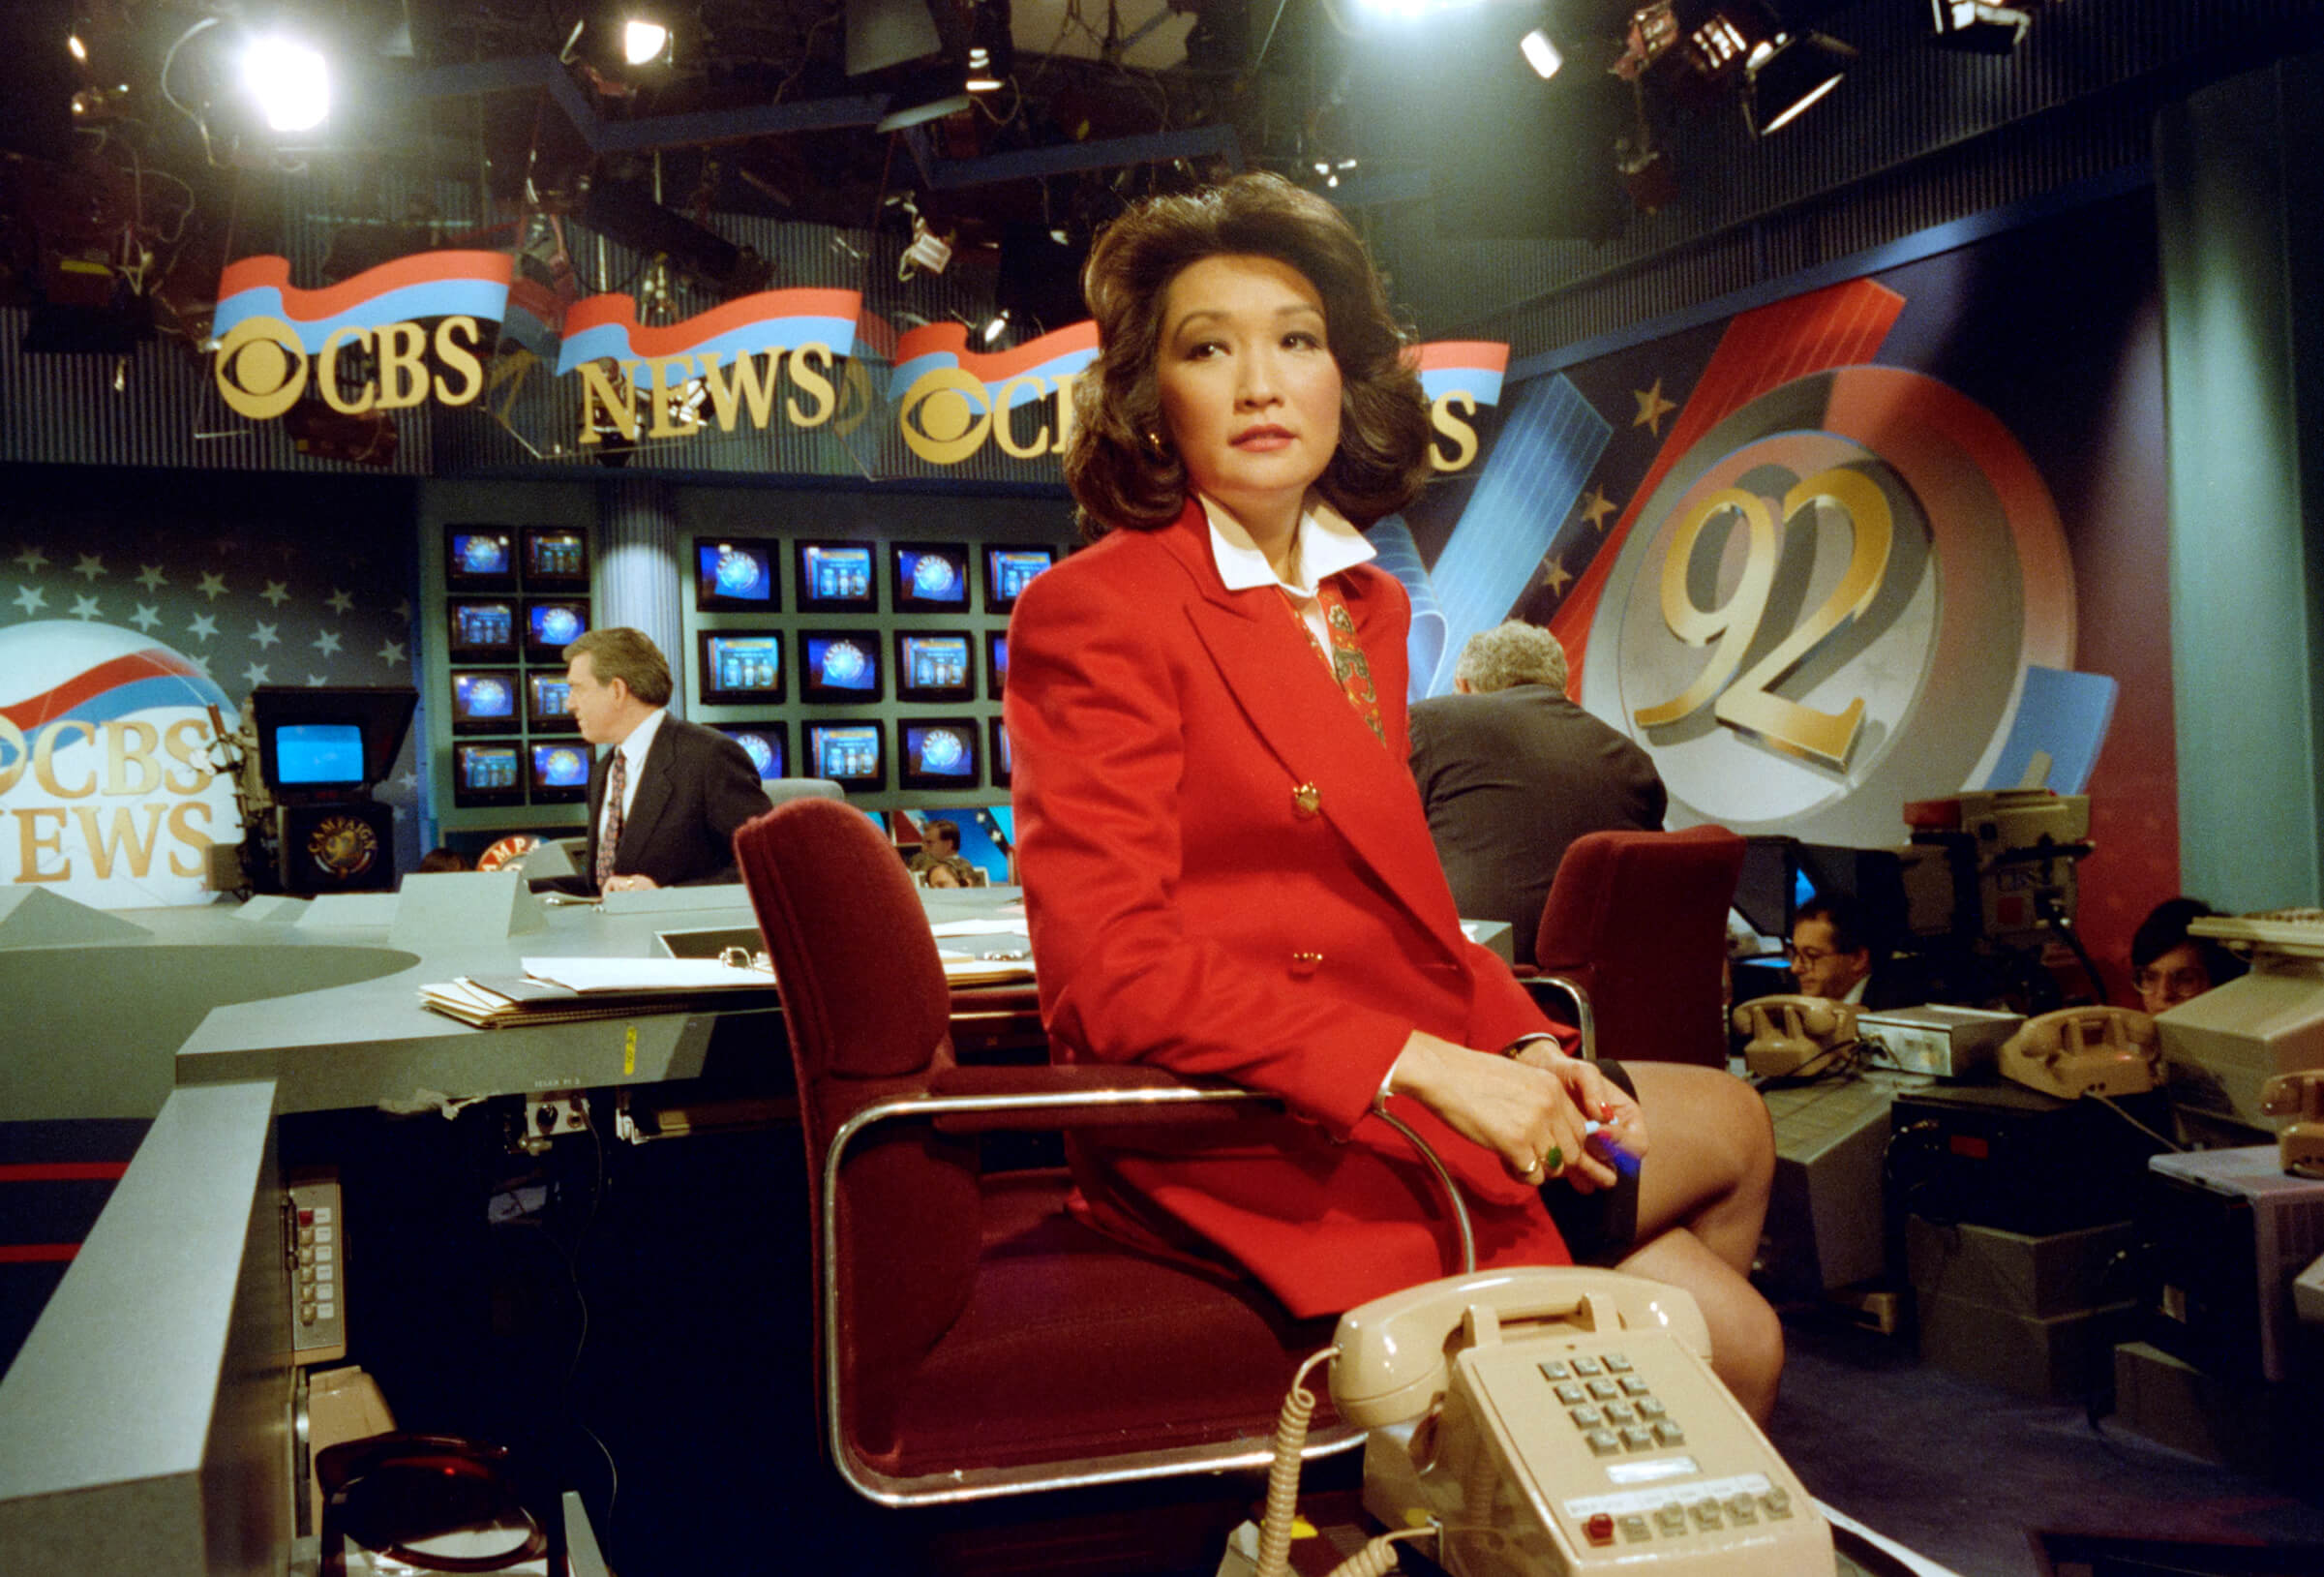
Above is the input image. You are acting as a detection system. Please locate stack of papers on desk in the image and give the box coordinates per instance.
[418,955,777,1028]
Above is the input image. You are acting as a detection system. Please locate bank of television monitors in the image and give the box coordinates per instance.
[805,721,884,790]
[985,631,1009,699]
[523,528,589,589]
[983,544,1054,612]
[448,670,520,733]
[894,631,973,704]
[525,599,589,658]
[453,743,524,805]
[447,598,517,660]
[717,723,788,782]
[699,631,786,705]
[987,717,1012,787]
[528,742,591,804]
[446,528,516,591]
[527,672,575,731]
[900,719,981,791]
[800,630,882,704]
[892,541,971,613]
[695,537,780,612]
[796,539,876,612]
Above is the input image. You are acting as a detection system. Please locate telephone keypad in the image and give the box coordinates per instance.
[1635,1397,1668,1420]
[1601,1353,1633,1374]
[1619,1376,1650,1396]
[1569,1356,1605,1377]
[1652,1420,1686,1446]
[1585,1378,1621,1401]
[1619,1425,1656,1452]
[1569,1406,1604,1428]
[1602,1402,1638,1426]
[1585,1428,1623,1457]
[1554,1382,1588,1406]
[1537,1359,1573,1380]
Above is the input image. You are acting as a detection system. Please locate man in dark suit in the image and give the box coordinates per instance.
[1788,892,1919,1010]
[1408,621,1667,967]
[563,627,766,893]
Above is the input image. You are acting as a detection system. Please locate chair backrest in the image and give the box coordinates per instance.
[762,775,846,807]
[732,798,981,1449]
[1531,824,1746,1067]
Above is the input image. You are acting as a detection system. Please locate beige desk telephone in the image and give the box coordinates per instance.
[1996,1006,2159,1099]
[2259,1070,2324,1179]
[1730,994,1858,1078]
[1330,1268,1830,1576]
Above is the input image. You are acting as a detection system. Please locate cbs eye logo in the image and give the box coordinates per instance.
[896,367,1071,464]
[213,316,311,419]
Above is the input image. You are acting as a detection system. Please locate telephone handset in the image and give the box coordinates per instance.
[1330,1268,1830,1575]
[1996,1006,2159,1099]
[2258,1071,2324,1179]
[1730,994,1858,1078]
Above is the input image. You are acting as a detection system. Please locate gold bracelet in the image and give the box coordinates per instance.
[1501,1033,1560,1060]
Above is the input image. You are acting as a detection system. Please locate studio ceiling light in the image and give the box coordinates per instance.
[1930,0,2031,54]
[1520,28,1562,80]
[1746,30,1854,135]
[622,18,673,67]
[241,34,330,133]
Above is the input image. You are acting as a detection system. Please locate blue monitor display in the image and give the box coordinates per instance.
[892,542,970,611]
[524,529,589,584]
[798,541,876,610]
[274,723,366,787]
[453,743,523,802]
[699,632,785,704]
[447,530,515,587]
[800,632,882,703]
[695,539,777,610]
[717,725,788,782]
[528,742,591,799]
[526,600,589,654]
[527,672,575,728]
[986,631,1009,699]
[806,722,883,789]
[450,671,519,731]
[901,719,980,791]
[983,544,1055,611]
[895,632,972,702]
[448,599,516,656]
[988,716,1012,786]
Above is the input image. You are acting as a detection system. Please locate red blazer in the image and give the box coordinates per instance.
[1005,499,1575,1319]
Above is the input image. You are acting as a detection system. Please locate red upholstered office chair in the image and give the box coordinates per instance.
[1527,824,1747,1068]
[732,797,1361,1505]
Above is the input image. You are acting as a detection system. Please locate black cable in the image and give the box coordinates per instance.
[2036,889,2112,1007]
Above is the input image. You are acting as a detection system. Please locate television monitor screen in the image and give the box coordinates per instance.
[694,537,780,611]
[446,528,516,589]
[272,722,366,788]
[900,719,981,791]
[796,540,877,611]
[523,528,589,586]
[805,722,884,790]
[894,631,973,703]
[983,544,1055,611]
[449,670,520,732]
[716,723,788,782]
[452,743,524,804]
[985,631,1009,699]
[987,716,1012,787]
[800,631,883,703]
[527,672,576,730]
[525,599,589,656]
[528,741,592,802]
[891,542,971,612]
[698,631,786,705]
[446,599,517,658]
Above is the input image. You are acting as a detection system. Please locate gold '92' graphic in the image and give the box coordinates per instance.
[1633,467,1893,769]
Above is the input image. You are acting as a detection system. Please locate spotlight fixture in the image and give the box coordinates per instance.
[1520,28,1562,80]
[964,2,1011,92]
[622,17,673,67]
[980,309,1010,345]
[1745,30,1854,135]
[240,33,331,133]
[1930,0,2030,54]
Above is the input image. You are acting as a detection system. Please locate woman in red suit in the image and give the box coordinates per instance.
[1003,174,1782,1418]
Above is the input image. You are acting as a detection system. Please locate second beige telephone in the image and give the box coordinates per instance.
[1331,1268,1831,1575]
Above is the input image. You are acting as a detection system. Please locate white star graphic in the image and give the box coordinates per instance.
[189,612,220,642]
[391,804,407,823]
[260,580,291,607]
[242,662,272,687]
[196,570,228,601]
[12,545,47,573]
[326,588,355,615]
[73,554,107,583]
[377,638,407,666]
[312,629,343,657]
[399,772,419,793]
[12,584,46,615]
[136,563,168,591]
[130,603,162,632]
[251,621,281,650]
[306,674,327,686]
[70,593,102,620]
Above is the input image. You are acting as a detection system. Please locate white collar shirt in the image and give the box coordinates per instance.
[1199,492,1375,663]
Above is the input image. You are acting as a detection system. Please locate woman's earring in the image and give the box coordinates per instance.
[1143,429,1172,458]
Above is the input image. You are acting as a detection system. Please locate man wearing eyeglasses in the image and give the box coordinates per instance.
[1787,893,1901,1007]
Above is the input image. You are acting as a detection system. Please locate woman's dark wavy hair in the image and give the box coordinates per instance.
[1063,172,1434,540]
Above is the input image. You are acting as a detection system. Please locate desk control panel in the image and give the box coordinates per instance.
[287,1172,347,1366]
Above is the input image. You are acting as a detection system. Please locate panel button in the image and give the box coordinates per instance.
[1585,1513,1615,1547]
[1554,1382,1587,1406]
[1603,1403,1637,1426]
[1586,1379,1620,1400]
[1620,1376,1650,1396]
[1568,1406,1603,1429]
[1725,1496,1759,1525]
[1602,1352,1633,1373]
[1652,1420,1686,1446]
[1636,1397,1668,1420]
[1762,1489,1794,1520]
[1570,1356,1604,1377]
[1619,1426,1655,1452]
[1689,1501,1723,1530]
[1537,1359,1571,1380]
[1653,1507,1688,1537]
[1585,1429,1622,1457]
[1617,1514,1652,1543]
